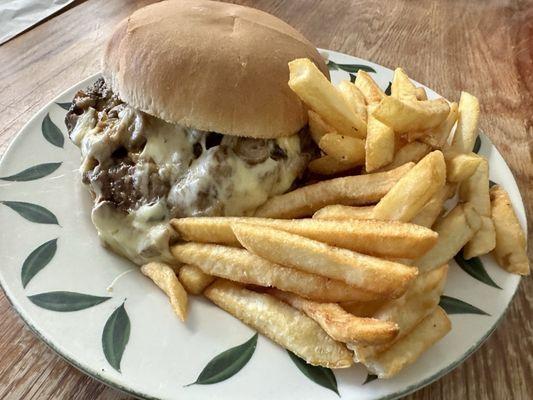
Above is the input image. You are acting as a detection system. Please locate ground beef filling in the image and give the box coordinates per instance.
[66,78,315,218]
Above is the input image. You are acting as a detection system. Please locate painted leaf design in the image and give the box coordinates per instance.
[102,303,131,372]
[349,73,357,83]
[0,201,59,225]
[472,135,481,154]
[21,239,57,288]
[385,81,392,96]
[489,180,497,188]
[327,60,376,74]
[0,162,61,181]
[56,102,71,111]
[454,251,501,289]
[187,333,258,385]
[287,351,339,396]
[28,291,110,311]
[41,113,64,148]
[363,374,378,385]
[439,295,490,316]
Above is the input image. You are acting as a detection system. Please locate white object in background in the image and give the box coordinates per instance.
[0,0,74,45]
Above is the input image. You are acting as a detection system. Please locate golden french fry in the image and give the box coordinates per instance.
[415,87,428,101]
[361,307,451,378]
[254,162,414,218]
[451,92,480,153]
[289,58,366,138]
[459,158,491,216]
[178,264,215,295]
[308,155,360,175]
[141,262,188,321]
[366,105,395,172]
[204,280,353,368]
[313,205,375,220]
[350,265,447,361]
[172,217,438,259]
[410,184,454,228]
[420,102,458,148]
[490,185,530,275]
[391,68,417,101]
[416,203,482,272]
[271,289,399,345]
[372,151,446,222]
[372,97,450,133]
[171,243,380,302]
[381,141,431,171]
[232,223,418,297]
[354,70,386,104]
[337,80,367,121]
[319,133,365,164]
[445,151,482,183]
[463,216,496,259]
[308,110,334,144]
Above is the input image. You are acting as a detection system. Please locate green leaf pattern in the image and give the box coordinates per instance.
[102,303,131,372]
[28,291,110,311]
[188,333,258,385]
[1,201,59,225]
[439,295,490,316]
[21,239,57,288]
[0,162,61,181]
[454,251,501,289]
[287,351,339,396]
[41,113,64,148]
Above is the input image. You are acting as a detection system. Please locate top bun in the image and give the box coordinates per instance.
[102,0,329,138]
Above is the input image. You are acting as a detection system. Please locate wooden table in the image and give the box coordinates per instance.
[0,0,531,398]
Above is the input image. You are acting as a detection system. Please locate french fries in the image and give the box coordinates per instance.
[445,151,482,183]
[337,80,367,121]
[420,102,458,148]
[254,162,414,218]
[289,58,366,138]
[372,96,450,133]
[415,87,428,101]
[416,203,481,272]
[178,264,215,295]
[372,151,446,222]
[308,155,360,175]
[313,205,375,220]
[308,110,334,144]
[350,265,447,361]
[271,289,399,345]
[205,280,353,368]
[141,262,188,321]
[341,299,387,318]
[171,243,380,302]
[410,184,454,228]
[451,92,480,153]
[459,158,495,258]
[365,104,395,172]
[354,70,386,104]
[172,217,438,259]
[490,185,530,275]
[361,307,451,378]
[319,133,365,164]
[391,68,417,101]
[232,223,418,297]
[463,216,496,259]
[382,141,431,170]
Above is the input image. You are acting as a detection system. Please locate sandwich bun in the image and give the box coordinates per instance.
[103,0,329,139]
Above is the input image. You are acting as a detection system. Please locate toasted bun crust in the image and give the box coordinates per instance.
[102,0,328,138]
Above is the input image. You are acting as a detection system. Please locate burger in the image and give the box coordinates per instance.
[65,0,328,264]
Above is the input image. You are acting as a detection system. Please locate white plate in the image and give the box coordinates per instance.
[0,49,526,400]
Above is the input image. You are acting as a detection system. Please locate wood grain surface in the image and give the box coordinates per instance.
[0,0,531,399]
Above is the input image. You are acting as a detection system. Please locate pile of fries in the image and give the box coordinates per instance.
[140,59,529,379]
